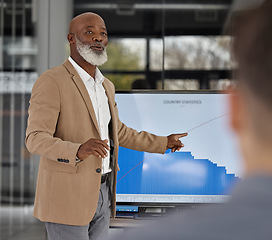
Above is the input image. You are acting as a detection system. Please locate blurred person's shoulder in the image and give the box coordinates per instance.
[112,175,272,240]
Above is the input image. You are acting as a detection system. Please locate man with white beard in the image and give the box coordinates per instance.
[25,12,187,240]
[74,35,108,67]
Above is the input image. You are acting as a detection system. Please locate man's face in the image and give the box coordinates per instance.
[74,14,108,66]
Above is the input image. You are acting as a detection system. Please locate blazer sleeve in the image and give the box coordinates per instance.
[25,73,80,167]
[114,102,168,154]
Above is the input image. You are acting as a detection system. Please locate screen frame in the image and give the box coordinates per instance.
[115,90,234,208]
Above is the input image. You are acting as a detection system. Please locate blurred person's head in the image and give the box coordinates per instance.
[67,12,108,66]
[230,0,272,176]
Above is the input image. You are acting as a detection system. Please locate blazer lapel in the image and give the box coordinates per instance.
[63,60,100,137]
[103,79,116,125]
[103,79,117,171]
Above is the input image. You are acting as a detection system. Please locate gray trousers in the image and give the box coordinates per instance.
[45,179,111,240]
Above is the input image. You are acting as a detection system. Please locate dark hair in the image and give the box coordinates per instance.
[232,0,272,107]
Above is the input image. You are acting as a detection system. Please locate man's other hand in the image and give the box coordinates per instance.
[167,133,188,153]
[77,139,110,160]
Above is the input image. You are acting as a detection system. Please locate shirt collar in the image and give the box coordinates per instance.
[68,56,104,84]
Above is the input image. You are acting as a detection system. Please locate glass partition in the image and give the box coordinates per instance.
[0,0,38,205]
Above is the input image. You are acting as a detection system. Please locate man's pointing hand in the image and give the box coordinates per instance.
[167,133,188,153]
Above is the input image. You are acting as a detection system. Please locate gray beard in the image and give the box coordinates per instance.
[75,37,108,66]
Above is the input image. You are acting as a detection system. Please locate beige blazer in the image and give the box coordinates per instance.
[25,59,167,226]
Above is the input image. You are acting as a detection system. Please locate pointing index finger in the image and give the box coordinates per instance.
[176,133,188,139]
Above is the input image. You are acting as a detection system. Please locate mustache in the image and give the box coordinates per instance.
[75,36,106,50]
[88,43,106,49]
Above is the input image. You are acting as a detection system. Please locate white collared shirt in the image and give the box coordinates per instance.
[68,57,111,174]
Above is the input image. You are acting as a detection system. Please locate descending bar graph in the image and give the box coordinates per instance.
[117,148,239,196]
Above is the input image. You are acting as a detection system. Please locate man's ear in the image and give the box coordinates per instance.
[229,88,245,133]
[67,33,76,44]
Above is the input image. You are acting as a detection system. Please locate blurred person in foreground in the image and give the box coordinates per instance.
[112,1,272,239]
[25,12,187,240]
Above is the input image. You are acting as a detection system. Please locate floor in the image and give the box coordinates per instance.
[0,205,46,240]
[0,205,123,240]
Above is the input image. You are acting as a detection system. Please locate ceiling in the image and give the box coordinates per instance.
[74,0,233,37]
[0,0,233,37]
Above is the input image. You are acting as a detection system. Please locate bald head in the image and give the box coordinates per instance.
[69,12,106,35]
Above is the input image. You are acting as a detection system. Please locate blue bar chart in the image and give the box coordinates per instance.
[117,148,239,195]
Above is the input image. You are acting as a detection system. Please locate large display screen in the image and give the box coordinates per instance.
[115,91,243,204]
